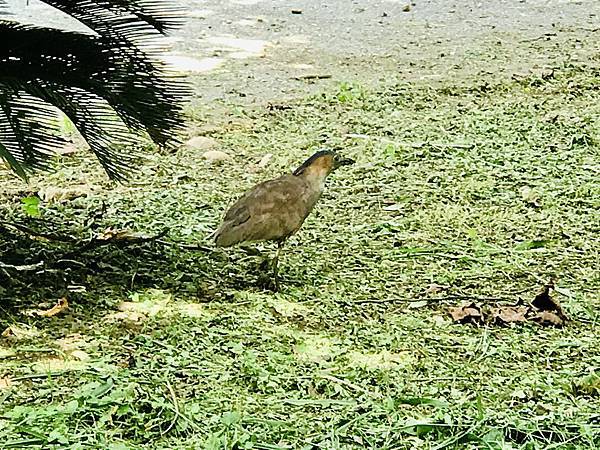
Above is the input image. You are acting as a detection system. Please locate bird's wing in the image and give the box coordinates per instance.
[223,200,251,226]
[221,175,294,222]
[215,175,307,246]
[242,175,299,213]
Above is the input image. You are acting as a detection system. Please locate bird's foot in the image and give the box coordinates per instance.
[257,274,280,292]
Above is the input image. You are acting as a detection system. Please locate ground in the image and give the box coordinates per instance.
[1,1,600,449]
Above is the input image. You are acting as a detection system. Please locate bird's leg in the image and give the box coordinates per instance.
[272,240,285,291]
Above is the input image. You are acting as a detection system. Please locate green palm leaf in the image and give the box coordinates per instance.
[0,0,188,180]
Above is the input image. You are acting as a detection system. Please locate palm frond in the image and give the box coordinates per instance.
[0,140,28,180]
[0,85,67,175]
[40,0,184,40]
[0,11,188,180]
[23,82,140,181]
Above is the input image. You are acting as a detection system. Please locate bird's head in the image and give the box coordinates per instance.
[293,149,354,177]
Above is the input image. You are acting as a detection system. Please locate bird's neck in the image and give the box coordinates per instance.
[301,165,331,189]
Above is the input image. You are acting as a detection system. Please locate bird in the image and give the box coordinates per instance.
[214,149,354,289]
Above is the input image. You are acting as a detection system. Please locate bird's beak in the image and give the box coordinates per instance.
[334,157,355,169]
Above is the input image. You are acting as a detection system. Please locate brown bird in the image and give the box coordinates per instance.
[214,149,354,289]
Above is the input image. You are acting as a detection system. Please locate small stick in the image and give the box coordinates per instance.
[155,239,214,253]
[0,221,77,243]
[162,379,180,436]
[293,74,332,81]
[319,373,380,398]
[0,261,44,272]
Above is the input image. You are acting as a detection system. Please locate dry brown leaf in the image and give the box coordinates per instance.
[0,377,12,390]
[37,297,68,317]
[532,284,567,320]
[423,283,449,295]
[491,306,528,325]
[449,303,482,324]
[96,227,135,241]
[202,150,230,162]
[2,324,40,339]
[532,311,564,327]
[38,186,90,203]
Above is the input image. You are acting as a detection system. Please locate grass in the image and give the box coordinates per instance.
[1,45,600,448]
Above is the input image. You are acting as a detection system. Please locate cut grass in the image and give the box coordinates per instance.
[1,48,600,448]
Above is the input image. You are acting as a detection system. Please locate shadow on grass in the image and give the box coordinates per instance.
[0,226,274,316]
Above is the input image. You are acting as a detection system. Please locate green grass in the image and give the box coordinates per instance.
[1,58,600,448]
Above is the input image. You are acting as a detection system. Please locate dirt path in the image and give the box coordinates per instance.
[171,0,599,103]
[7,0,600,105]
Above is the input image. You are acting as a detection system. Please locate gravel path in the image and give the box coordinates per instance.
[5,0,599,103]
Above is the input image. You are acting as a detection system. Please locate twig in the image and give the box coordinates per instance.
[11,371,69,381]
[0,261,44,272]
[293,74,332,81]
[319,373,380,398]
[520,32,558,43]
[62,229,170,257]
[162,378,180,436]
[156,239,214,252]
[0,220,77,243]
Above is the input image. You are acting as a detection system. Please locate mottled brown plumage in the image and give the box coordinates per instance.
[214,149,354,288]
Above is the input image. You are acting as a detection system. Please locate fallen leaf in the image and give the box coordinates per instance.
[95,227,154,242]
[70,350,91,361]
[532,283,567,320]
[202,150,230,162]
[0,377,12,390]
[2,324,40,339]
[520,186,541,207]
[186,136,218,150]
[449,303,482,324]
[490,306,528,324]
[422,283,448,295]
[38,186,90,203]
[532,311,563,327]
[37,297,68,317]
